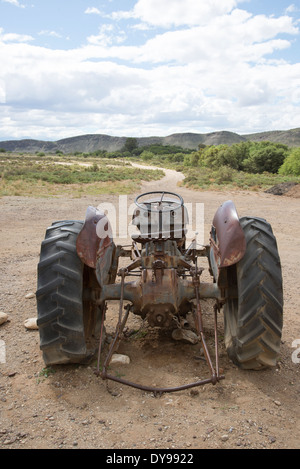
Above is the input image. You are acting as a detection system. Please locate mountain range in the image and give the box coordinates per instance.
[1,128,300,154]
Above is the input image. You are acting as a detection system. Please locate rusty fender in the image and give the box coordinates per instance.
[76,206,115,283]
[210,200,246,274]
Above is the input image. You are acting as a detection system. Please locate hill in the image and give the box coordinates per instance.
[243,128,300,146]
[1,128,299,153]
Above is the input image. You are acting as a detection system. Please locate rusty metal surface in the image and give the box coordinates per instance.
[96,263,225,394]
[99,275,222,307]
[101,374,225,395]
[39,192,254,393]
[89,193,228,393]
[76,206,113,269]
[96,253,225,394]
[211,200,246,268]
[132,191,188,243]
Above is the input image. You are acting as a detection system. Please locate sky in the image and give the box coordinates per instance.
[0,0,299,141]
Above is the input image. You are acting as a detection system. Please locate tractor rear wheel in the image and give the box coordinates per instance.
[36,220,105,366]
[223,217,283,369]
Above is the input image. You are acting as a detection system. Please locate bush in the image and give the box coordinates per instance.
[279,148,300,176]
[167,153,185,163]
[140,150,154,161]
[213,165,233,183]
[242,142,288,174]
[186,141,290,174]
[189,143,251,170]
[189,152,200,166]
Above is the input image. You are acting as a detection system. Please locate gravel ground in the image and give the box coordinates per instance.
[0,166,299,450]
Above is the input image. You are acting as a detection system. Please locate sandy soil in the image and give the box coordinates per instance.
[0,165,299,450]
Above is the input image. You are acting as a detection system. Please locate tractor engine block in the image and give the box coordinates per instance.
[138,240,190,326]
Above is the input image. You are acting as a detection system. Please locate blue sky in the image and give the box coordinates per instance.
[0,0,299,141]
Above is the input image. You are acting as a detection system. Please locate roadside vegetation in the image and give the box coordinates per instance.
[114,138,300,191]
[0,153,164,197]
[179,142,300,191]
[0,138,299,196]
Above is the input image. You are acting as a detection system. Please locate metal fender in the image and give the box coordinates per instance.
[211,200,246,269]
[76,206,114,272]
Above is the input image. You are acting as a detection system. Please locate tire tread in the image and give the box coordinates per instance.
[36,221,98,365]
[224,216,283,369]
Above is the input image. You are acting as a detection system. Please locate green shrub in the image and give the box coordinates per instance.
[140,150,154,161]
[213,165,233,183]
[279,148,300,176]
[242,142,288,174]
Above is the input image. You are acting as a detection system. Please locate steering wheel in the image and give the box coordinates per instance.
[134,191,184,212]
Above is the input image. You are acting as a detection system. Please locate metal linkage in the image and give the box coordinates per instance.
[96,265,224,395]
[192,264,224,385]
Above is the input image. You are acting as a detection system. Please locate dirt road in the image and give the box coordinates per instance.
[0,165,299,449]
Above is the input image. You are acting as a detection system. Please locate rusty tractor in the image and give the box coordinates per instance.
[36,191,283,393]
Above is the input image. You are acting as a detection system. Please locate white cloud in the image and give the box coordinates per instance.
[38,30,62,39]
[0,1,299,140]
[87,24,127,47]
[1,0,25,8]
[0,28,33,43]
[81,9,297,67]
[84,7,102,15]
[1,41,299,138]
[285,4,299,14]
[0,79,5,103]
[113,0,241,27]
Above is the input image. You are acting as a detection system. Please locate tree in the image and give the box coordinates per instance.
[279,147,300,176]
[122,137,138,153]
[242,142,288,174]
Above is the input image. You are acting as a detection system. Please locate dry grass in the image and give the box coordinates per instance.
[0,154,164,197]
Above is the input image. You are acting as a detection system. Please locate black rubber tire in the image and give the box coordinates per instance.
[36,220,105,366]
[223,217,283,370]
